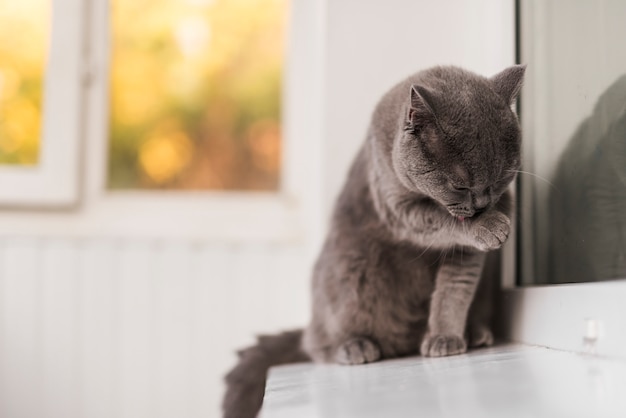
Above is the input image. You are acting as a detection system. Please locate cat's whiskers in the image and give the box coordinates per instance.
[430,219,454,266]
[413,231,440,262]
[507,169,558,190]
[451,221,457,260]
[431,248,444,266]
[454,219,466,261]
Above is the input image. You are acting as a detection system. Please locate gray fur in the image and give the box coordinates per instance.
[222,330,307,418]
[303,65,524,362]
[222,65,525,417]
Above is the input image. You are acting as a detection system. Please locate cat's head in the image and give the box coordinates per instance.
[392,65,525,220]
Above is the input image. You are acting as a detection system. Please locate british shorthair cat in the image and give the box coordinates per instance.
[223,64,526,418]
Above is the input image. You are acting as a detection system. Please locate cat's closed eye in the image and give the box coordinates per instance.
[450,184,469,192]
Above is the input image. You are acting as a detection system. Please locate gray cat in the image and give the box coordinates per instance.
[223,64,525,418]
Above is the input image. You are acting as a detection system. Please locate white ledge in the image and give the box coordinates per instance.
[262,343,626,418]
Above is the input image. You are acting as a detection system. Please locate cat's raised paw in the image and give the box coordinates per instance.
[420,333,467,357]
[470,211,510,251]
[335,337,381,365]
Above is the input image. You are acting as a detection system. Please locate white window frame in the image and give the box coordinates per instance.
[0,0,83,207]
[499,0,626,360]
[0,0,326,244]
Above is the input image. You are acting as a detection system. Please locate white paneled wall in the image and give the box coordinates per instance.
[0,239,311,418]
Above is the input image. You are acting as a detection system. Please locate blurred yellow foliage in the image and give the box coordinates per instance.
[109,0,287,190]
[247,119,280,172]
[0,0,287,185]
[0,97,41,158]
[139,127,193,184]
[0,0,49,165]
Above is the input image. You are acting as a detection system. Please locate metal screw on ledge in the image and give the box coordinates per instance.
[583,318,600,355]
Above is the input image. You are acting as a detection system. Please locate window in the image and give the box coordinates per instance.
[517,0,626,286]
[0,0,48,165]
[1,0,287,205]
[0,0,319,242]
[502,0,626,358]
[0,0,83,207]
[108,0,286,191]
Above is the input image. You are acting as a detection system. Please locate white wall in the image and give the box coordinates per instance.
[0,239,310,418]
[320,0,515,220]
[0,1,515,417]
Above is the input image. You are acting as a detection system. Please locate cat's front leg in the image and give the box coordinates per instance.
[420,209,509,355]
[421,250,485,357]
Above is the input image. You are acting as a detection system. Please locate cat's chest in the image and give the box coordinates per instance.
[380,243,441,298]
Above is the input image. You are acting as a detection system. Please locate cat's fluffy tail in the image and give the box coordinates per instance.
[222,329,310,418]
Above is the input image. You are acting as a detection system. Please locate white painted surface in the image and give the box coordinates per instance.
[0,0,83,207]
[501,281,626,359]
[0,193,307,242]
[0,239,311,418]
[262,344,626,418]
[320,0,515,221]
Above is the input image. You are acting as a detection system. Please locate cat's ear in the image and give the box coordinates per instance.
[490,64,526,105]
[408,85,439,126]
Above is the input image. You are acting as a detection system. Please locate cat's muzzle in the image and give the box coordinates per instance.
[447,207,476,219]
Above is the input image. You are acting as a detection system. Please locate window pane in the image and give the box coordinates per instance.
[519,0,626,284]
[108,0,286,190]
[0,0,48,165]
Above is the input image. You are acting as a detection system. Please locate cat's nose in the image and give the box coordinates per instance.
[473,194,491,211]
[473,206,487,215]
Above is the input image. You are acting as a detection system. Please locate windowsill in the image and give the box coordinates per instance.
[261,343,626,418]
[0,192,308,243]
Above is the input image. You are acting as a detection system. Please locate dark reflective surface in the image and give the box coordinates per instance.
[548,76,626,283]
[519,0,626,284]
